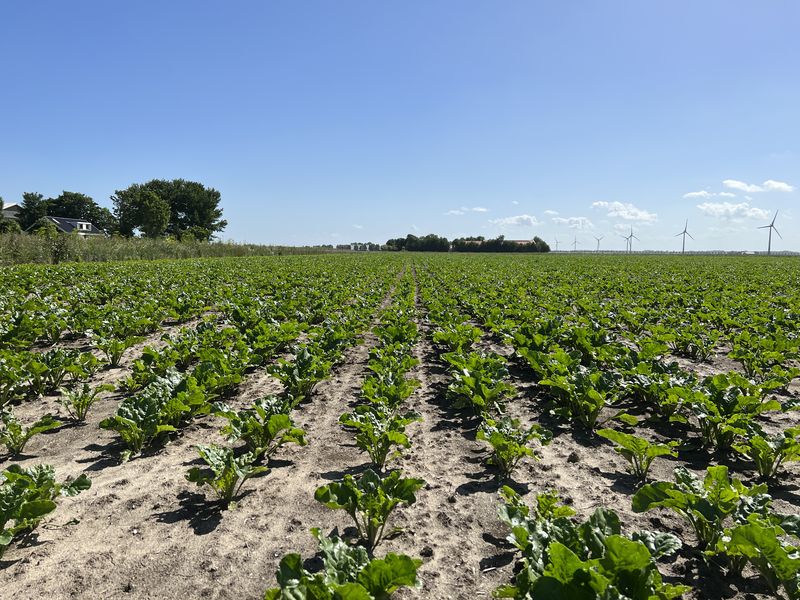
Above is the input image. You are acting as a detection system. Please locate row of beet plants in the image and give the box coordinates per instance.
[263,271,426,598]
[417,267,550,482]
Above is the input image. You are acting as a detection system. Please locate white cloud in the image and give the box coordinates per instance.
[490,214,541,227]
[352,224,363,230]
[591,201,657,223]
[718,192,736,198]
[723,179,763,193]
[446,206,489,216]
[723,179,795,193]
[552,216,594,229]
[544,209,559,216]
[696,201,770,221]
[763,179,795,192]
[511,200,519,205]
[683,191,713,199]
[411,224,419,231]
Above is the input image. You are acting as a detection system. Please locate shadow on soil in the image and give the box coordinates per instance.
[152,490,228,535]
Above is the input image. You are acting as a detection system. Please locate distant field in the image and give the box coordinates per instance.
[2,254,798,599]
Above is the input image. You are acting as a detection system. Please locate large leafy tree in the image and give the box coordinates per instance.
[112,179,226,241]
[17,192,48,230]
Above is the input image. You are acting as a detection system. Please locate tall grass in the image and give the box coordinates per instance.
[0,233,328,266]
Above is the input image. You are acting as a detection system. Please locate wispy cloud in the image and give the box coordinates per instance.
[723,179,795,193]
[591,201,657,223]
[511,200,519,205]
[490,214,540,227]
[684,190,738,199]
[696,201,770,220]
[445,206,489,216]
[543,209,559,216]
[763,179,795,192]
[552,216,594,229]
[352,224,363,230]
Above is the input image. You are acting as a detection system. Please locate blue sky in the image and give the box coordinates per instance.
[1,1,798,251]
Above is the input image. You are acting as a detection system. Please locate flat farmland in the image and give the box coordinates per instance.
[1,254,799,599]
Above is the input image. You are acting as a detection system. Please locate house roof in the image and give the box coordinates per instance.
[46,216,105,235]
[3,203,20,211]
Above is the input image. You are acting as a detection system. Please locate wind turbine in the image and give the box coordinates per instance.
[628,227,640,253]
[674,219,694,254]
[593,235,604,253]
[554,237,560,251]
[572,235,579,252]
[620,233,630,253]
[758,211,781,256]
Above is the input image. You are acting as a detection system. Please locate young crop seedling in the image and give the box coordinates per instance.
[214,396,307,462]
[339,405,421,470]
[58,383,115,422]
[496,486,687,599]
[314,469,425,554]
[733,427,800,481]
[269,345,332,398]
[443,351,516,415]
[264,529,421,599]
[596,428,678,483]
[185,444,268,509]
[0,411,62,456]
[0,464,91,559]
[632,465,769,550]
[477,416,552,480]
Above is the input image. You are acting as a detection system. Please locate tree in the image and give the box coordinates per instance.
[138,191,170,238]
[112,179,226,241]
[18,192,48,230]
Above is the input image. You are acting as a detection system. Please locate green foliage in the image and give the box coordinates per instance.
[733,427,800,480]
[477,416,552,479]
[632,465,768,549]
[263,529,421,599]
[185,444,268,509]
[215,396,307,461]
[340,405,421,470]
[269,346,332,398]
[315,469,425,553]
[443,351,516,414]
[58,383,115,422]
[0,464,90,558]
[596,428,678,483]
[90,333,145,368]
[496,487,686,599]
[0,411,62,456]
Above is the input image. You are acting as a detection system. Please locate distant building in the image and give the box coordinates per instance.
[27,216,105,238]
[1,203,21,221]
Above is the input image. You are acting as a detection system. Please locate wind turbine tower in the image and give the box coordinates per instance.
[594,235,604,253]
[758,211,781,256]
[675,219,694,254]
[628,227,640,253]
[554,237,560,251]
[572,235,579,252]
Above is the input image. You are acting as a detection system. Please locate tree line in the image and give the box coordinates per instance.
[385,234,550,252]
[0,179,226,241]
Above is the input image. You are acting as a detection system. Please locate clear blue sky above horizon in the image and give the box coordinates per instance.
[1,1,798,251]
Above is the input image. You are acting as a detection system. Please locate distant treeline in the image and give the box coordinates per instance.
[385,234,550,253]
[0,233,328,266]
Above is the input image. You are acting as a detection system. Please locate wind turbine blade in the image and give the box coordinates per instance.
[687,232,694,240]
[774,227,782,239]
[771,210,779,226]
[674,232,682,237]
[758,225,770,229]
[632,235,640,241]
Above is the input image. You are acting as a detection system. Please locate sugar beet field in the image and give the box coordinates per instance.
[2,254,799,599]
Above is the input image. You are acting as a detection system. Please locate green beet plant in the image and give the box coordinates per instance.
[0,464,91,558]
[339,405,421,470]
[214,396,307,462]
[477,416,552,480]
[186,444,268,509]
[58,383,115,422]
[315,469,425,554]
[597,428,678,483]
[264,529,421,599]
[733,427,800,481]
[0,411,62,456]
